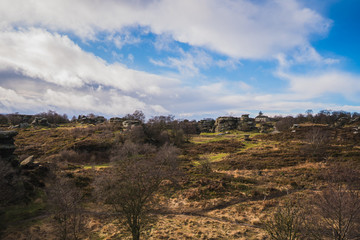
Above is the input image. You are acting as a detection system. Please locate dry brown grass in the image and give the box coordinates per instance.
[4,126,360,239]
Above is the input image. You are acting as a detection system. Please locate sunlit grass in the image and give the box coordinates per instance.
[193,131,263,144]
[83,164,110,169]
[199,152,230,162]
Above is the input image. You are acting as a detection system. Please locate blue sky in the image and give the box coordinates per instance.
[0,0,360,120]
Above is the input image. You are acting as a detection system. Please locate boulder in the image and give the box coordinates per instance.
[19,122,30,128]
[20,155,36,168]
[122,120,141,130]
[0,131,18,160]
[0,130,19,167]
[0,130,18,139]
[109,117,123,124]
[77,115,106,124]
[214,117,239,132]
[198,119,215,133]
[31,117,49,126]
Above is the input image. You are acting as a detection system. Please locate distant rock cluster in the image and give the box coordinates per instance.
[197,113,272,133]
[77,115,106,124]
[31,117,49,126]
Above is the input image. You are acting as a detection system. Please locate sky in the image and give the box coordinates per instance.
[0,0,360,120]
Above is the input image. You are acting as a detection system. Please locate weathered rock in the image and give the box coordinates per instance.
[259,123,273,133]
[241,114,250,121]
[20,155,35,168]
[0,130,18,139]
[350,117,360,124]
[334,117,349,128]
[0,131,49,203]
[19,122,30,128]
[77,115,106,124]
[213,116,257,133]
[0,131,18,160]
[122,120,141,130]
[198,119,215,133]
[237,121,256,132]
[0,130,19,167]
[214,117,239,132]
[31,117,49,126]
[109,117,123,124]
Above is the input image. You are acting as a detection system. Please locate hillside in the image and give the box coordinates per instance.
[1,120,360,239]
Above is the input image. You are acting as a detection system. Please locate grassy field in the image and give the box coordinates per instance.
[2,124,360,239]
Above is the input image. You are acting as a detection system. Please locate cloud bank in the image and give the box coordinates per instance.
[0,0,331,59]
[0,0,359,118]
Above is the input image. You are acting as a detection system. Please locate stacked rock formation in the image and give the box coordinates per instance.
[77,115,106,124]
[0,130,18,165]
[198,119,215,133]
[31,117,49,126]
[213,116,257,133]
[214,117,239,132]
[122,120,141,130]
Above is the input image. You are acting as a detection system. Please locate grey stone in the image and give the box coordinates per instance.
[31,117,49,126]
[20,155,34,167]
[0,130,18,139]
[198,119,215,133]
[213,116,256,132]
[122,120,141,129]
[109,117,123,123]
[19,122,30,128]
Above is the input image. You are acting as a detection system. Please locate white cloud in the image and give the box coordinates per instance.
[127,54,134,62]
[0,28,178,95]
[280,70,360,99]
[216,58,241,70]
[0,0,331,59]
[238,81,252,91]
[0,28,181,116]
[275,44,339,68]
[150,48,240,77]
[108,31,141,50]
[1,1,359,119]
[0,86,43,112]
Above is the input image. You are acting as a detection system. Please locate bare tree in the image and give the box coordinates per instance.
[305,186,360,240]
[96,141,179,240]
[124,110,146,124]
[304,164,360,240]
[264,200,305,240]
[47,174,85,240]
[304,127,330,161]
[275,116,296,131]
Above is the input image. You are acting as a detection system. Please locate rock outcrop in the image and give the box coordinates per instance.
[122,120,141,130]
[198,119,215,133]
[0,131,48,203]
[109,117,123,124]
[77,115,106,124]
[213,116,257,133]
[31,117,49,126]
[0,130,18,165]
[214,117,239,132]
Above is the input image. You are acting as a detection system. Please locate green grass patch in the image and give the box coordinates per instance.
[199,132,219,136]
[193,131,263,144]
[238,141,261,152]
[83,164,110,169]
[199,153,230,163]
[191,135,229,144]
